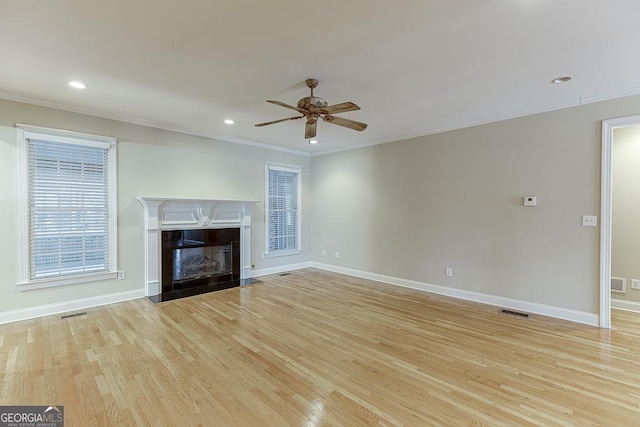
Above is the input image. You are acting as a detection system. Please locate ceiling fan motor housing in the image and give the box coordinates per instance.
[297,96,328,111]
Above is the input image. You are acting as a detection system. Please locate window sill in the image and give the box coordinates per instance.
[264,249,302,259]
[17,271,119,291]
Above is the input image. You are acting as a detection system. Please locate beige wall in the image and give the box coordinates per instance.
[0,98,311,313]
[311,94,640,315]
[612,126,640,302]
[5,93,640,318]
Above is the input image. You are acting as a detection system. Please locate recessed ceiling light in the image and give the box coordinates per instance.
[68,81,86,89]
[551,75,574,84]
[224,119,234,125]
[309,139,318,145]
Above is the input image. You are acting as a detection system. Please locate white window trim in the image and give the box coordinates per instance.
[264,162,302,259]
[16,124,118,291]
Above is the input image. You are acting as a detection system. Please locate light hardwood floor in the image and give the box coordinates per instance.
[2,268,639,426]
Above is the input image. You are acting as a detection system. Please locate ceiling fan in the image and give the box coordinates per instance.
[255,79,367,139]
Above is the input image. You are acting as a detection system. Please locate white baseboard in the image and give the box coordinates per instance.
[5,262,597,327]
[311,262,599,327]
[0,289,145,325]
[612,298,640,313]
[252,262,313,278]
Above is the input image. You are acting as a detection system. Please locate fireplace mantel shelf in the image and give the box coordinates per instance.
[138,197,260,205]
[137,197,259,297]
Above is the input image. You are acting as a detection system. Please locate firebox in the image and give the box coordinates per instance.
[161,228,240,300]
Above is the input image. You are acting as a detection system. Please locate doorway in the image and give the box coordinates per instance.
[600,115,640,328]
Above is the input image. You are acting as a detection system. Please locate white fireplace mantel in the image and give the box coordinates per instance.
[137,197,259,297]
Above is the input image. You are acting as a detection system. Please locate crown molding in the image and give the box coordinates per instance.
[0,92,311,157]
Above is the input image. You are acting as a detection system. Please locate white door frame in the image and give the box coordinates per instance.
[600,114,640,328]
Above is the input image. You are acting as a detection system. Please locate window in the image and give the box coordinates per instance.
[265,162,301,257]
[17,125,118,289]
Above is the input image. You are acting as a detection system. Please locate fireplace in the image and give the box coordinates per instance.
[162,228,240,295]
[173,244,231,282]
[137,198,259,302]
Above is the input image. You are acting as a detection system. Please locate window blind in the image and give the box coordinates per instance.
[268,168,298,252]
[28,138,111,279]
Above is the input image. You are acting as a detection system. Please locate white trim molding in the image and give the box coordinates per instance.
[4,95,311,157]
[17,271,119,291]
[310,263,599,327]
[137,197,258,297]
[600,114,640,329]
[252,262,312,278]
[612,299,640,314]
[0,289,144,325]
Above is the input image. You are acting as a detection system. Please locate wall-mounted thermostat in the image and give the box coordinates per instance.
[523,196,537,207]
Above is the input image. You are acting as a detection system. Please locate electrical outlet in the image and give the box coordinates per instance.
[446,268,453,277]
[335,251,340,259]
[632,279,640,290]
[117,270,125,280]
[322,250,326,256]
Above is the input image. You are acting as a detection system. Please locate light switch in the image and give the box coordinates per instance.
[582,215,598,227]
[524,196,537,207]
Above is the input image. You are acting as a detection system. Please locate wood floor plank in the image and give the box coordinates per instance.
[2,268,640,425]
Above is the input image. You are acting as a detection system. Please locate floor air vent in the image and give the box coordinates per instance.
[500,309,530,319]
[279,273,291,277]
[60,311,88,319]
[611,277,626,293]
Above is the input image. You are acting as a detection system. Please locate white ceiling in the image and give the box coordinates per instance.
[1,1,640,155]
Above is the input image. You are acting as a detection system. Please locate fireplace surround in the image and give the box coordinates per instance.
[162,227,240,293]
[137,198,258,302]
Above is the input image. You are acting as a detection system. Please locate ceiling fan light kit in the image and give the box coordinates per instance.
[255,78,367,140]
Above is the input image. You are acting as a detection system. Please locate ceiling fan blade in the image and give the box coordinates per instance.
[255,116,304,127]
[322,115,368,132]
[321,101,361,115]
[266,100,308,114]
[305,120,317,139]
